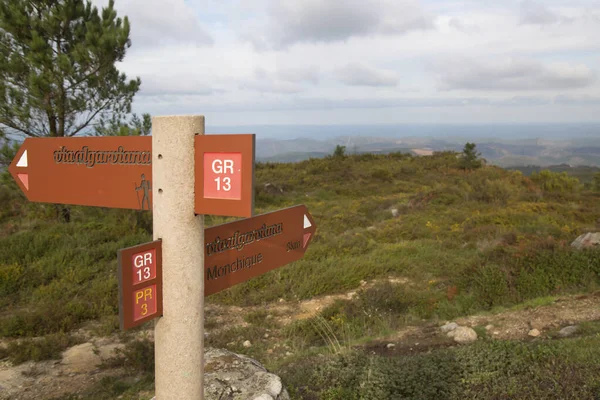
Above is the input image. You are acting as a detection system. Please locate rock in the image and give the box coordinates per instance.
[558,325,578,337]
[243,340,252,348]
[440,322,459,333]
[485,324,494,331]
[571,232,600,249]
[447,326,478,344]
[528,329,541,337]
[150,348,290,400]
[204,348,290,400]
[390,208,399,218]
[386,343,395,349]
[367,226,377,231]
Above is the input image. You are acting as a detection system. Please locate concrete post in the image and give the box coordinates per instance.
[152,115,205,399]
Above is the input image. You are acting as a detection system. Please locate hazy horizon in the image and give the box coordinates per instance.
[207,122,600,141]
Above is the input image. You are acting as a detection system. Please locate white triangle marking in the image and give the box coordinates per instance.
[16,150,28,168]
[303,215,311,229]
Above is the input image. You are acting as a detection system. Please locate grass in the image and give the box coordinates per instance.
[50,375,155,400]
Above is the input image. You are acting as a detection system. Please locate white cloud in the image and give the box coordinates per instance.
[519,0,572,25]
[103,0,600,124]
[245,0,433,50]
[438,57,596,91]
[447,17,480,33]
[335,64,398,87]
[277,67,321,85]
[139,76,217,96]
[554,94,600,105]
[237,68,305,94]
[93,0,213,48]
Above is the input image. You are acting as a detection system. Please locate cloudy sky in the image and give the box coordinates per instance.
[95,0,600,125]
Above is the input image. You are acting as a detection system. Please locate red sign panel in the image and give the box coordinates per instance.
[118,241,163,330]
[8,137,152,210]
[204,205,316,296]
[195,134,255,218]
[133,285,157,321]
[203,152,242,200]
[132,249,157,285]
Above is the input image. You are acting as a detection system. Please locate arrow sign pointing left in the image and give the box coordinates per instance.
[204,204,317,296]
[8,137,153,210]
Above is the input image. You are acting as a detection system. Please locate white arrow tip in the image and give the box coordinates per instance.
[304,215,311,229]
[16,150,28,167]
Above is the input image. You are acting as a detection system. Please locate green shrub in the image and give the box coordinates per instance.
[0,263,23,297]
[469,264,511,307]
[104,338,155,375]
[282,335,600,399]
[592,173,600,192]
[471,179,515,204]
[5,333,78,364]
[530,170,581,193]
[370,168,393,182]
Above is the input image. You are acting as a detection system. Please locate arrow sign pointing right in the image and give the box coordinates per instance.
[204,204,317,296]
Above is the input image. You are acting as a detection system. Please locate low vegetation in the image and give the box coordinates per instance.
[1,147,599,398]
[281,321,600,400]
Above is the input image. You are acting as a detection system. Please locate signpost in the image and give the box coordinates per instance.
[116,205,317,329]
[118,240,163,330]
[7,134,254,215]
[8,116,316,400]
[204,205,316,296]
[8,136,153,210]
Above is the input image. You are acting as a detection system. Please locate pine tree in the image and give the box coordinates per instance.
[0,0,140,138]
[93,112,151,136]
[459,142,483,170]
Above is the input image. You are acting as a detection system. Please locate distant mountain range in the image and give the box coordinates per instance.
[254,135,600,167]
[208,123,600,167]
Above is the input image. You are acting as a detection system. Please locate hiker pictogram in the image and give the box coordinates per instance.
[135,173,151,210]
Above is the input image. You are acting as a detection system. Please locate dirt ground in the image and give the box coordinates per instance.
[1,282,599,400]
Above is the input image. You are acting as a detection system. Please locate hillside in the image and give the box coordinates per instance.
[1,151,600,399]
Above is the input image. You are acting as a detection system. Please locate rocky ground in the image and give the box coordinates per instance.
[1,284,599,400]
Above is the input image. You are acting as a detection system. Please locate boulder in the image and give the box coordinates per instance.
[558,325,578,338]
[571,233,600,250]
[528,329,541,337]
[151,348,290,400]
[440,322,458,334]
[447,326,478,344]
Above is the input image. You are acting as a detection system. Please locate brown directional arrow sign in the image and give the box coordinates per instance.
[204,204,317,296]
[8,137,153,210]
[8,134,255,214]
